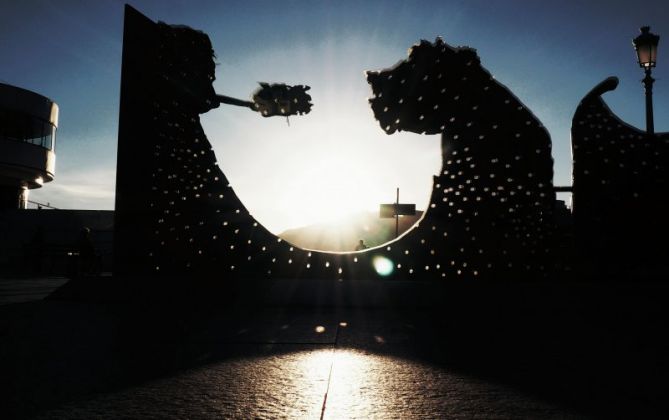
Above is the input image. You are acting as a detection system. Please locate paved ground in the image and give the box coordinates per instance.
[1,278,668,418]
[0,277,68,306]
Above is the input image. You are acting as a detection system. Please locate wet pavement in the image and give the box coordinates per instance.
[2,279,668,418]
[32,346,577,419]
[17,309,574,419]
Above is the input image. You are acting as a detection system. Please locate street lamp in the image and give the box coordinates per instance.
[633,26,660,135]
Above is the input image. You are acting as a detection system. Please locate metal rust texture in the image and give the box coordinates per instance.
[571,77,669,273]
[114,8,555,281]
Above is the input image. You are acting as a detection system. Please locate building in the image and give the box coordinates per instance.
[0,209,114,276]
[0,82,58,209]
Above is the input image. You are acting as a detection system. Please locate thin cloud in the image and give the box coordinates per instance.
[29,167,116,210]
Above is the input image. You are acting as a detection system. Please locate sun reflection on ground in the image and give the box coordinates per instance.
[31,343,568,417]
[319,348,431,419]
[291,346,545,419]
[287,347,428,418]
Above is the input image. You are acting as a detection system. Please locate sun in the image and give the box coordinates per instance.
[201,35,441,235]
[289,155,379,225]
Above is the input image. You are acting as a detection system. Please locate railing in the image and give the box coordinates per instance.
[26,200,58,209]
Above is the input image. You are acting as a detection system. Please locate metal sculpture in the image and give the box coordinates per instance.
[571,77,669,274]
[366,38,555,279]
[216,83,312,118]
[114,7,555,281]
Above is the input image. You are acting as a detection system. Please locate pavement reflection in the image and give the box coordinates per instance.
[5,282,668,418]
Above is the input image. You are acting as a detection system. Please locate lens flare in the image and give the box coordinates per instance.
[372,255,394,276]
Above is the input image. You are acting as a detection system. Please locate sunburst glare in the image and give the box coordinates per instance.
[201,35,441,238]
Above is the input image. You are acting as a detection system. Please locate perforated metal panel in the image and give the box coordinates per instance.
[571,77,669,271]
[114,9,555,281]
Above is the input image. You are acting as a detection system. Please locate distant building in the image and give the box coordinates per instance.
[0,209,114,276]
[0,83,58,209]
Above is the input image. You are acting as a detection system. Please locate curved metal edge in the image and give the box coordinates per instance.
[581,77,619,102]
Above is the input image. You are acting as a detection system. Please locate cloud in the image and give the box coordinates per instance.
[28,166,116,210]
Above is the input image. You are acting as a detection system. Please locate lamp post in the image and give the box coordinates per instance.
[633,26,660,135]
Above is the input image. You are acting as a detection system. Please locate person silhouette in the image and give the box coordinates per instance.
[355,239,368,251]
[77,227,96,277]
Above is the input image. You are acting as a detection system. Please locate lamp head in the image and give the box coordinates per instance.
[633,26,660,69]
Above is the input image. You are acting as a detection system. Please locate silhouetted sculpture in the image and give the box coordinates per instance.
[355,240,368,251]
[252,83,312,117]
[571,77,669,275]
[366,38,555,278]
[114,7,554,281]
[216,82,312,117]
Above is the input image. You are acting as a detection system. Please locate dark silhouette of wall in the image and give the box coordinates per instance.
[571,77,669,275]
[113,7,555,281]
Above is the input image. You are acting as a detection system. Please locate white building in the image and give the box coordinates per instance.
[0,82,58,209]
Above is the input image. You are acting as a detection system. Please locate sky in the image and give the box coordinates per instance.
[2,0,668,233]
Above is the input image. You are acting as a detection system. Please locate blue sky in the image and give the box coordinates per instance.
[2,0,667,232]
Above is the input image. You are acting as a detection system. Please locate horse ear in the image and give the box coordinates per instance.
[457,47,480,64]
[408,40,432,60]
[366,70,381,84]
